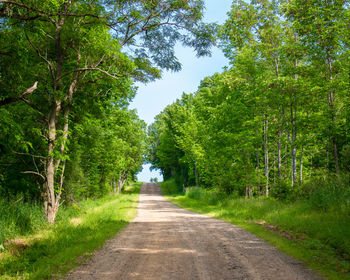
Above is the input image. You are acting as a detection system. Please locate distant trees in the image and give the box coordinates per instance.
[0,0,214,222]
[147,0,350,197]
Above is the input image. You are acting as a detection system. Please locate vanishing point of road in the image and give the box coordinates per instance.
[65,183,322,280]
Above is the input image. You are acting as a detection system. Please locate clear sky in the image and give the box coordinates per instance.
[131,0,232,182]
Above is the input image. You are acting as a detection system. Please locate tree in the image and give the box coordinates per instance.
[0,0,215,222]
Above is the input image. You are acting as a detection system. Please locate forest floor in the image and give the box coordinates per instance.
[65,183,322,280]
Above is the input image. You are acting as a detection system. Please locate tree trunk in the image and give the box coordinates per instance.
[300,146,303,185]
[263,118,269,197]
[291,57,298,186]
[183,167,188,192]
[256,136,260,178]
[45,101,61,224]
[118,173,127,194]
[274,56,282,181]
[112,177,117,195]
[194,161,199,187]
[327,55,339,173]
[278,133,281,180]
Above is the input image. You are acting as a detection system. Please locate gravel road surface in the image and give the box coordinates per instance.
[65,183,322,280]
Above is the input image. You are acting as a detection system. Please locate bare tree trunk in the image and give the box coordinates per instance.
[194,161,199,187]
[256,135,260,178]
[326,138,329,170]
[45,101,60,224]
[291,146,297,186]
[263,118,269,197]
[116,171,128,194]
[274,56,282,181]
[118,173,127,194]
[291,57,298,186]
[300,146,303,185]
[327,55,339,174]
[43,15,66,224]
[284,142,288,179]
[278,133,281,180]
[117,180,122,195]
[112,177,117,194]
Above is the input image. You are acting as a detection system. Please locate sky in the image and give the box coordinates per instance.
[130,0,232,182]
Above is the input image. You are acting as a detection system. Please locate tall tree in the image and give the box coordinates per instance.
[0,0,214,222]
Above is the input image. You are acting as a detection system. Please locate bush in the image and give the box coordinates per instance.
[304,174,350,212]
[270,180,294,200]
[185,187,227,205]
[270,180,305,201]
[186,187,202,200]
[160,179,183,195]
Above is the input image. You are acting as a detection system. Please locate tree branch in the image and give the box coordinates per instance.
[0,81,38,107]
[59,67,124,81]
[21,170,45,180]
[21,97,47,120]
[24,31,55,79]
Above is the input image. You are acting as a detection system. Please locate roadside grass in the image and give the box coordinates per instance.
[160,180,350,280]
[0,182,142,280]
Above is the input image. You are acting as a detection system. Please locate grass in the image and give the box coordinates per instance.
[160,179,350,280]
[0,182,142,280]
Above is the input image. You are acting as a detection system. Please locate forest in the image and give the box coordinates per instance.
[0,0,212,235]
[148,0,350,202]
[1,0,350,278]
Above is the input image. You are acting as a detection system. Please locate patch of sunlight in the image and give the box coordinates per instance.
[70,217,83,226]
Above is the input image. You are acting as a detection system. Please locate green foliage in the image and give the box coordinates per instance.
[304,175,350,212]
[270,180,299,201]
[0,0,214,222]
[185,187,227,205]
[0,182,141,279]
[147,0,350,212]
[0,200,46,247]
[159,179,183,195]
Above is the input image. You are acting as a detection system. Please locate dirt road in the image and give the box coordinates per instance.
[65,183,322,280]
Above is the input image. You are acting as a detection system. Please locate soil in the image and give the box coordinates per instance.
[65,183,322,280]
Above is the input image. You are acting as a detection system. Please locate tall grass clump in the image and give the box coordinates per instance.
[160,179,183,195]
[185,187,227,205]
[304,174,350,212]
[0,199,46,246]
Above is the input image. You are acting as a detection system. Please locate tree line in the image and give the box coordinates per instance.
[0,0,214,223]
[147,0,350,198]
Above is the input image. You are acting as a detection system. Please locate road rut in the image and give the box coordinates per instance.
[65,183,322,280]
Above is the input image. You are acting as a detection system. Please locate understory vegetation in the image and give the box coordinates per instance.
[160,180,350,280]
[0,182,141,280]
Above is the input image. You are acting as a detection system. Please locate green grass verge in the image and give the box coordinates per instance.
[0,182,142,280]
[160,180,350,280]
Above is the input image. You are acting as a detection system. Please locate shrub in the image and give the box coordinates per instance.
[186,187,202,200]
[160,179,183,195]
[305,174,350,212]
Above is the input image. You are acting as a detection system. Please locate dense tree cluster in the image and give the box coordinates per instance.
[147,0,350,197]
[0,0,214,223]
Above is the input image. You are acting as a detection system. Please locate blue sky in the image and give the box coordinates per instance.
[131,1,232,182]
